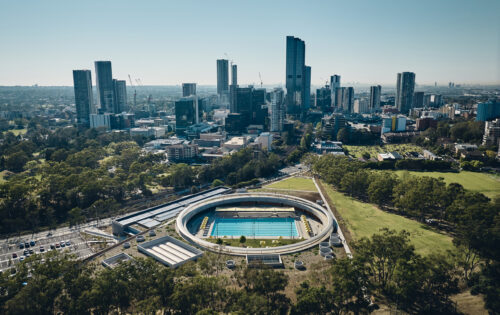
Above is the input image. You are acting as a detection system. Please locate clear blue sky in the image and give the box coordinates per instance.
[0,0,499,86]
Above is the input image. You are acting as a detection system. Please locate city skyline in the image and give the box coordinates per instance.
[0,0,499,86]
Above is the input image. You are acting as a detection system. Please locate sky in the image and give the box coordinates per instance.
[0,0,499,86]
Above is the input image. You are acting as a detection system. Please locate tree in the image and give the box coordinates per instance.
[239,235,246,244]
[211,179,224,187]
[4,151,29,172]
[336,128,349,143]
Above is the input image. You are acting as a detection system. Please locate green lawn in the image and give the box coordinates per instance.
[264,177,317,192]
[3,128,27,136]
[321,182,453,256]
[393,170,500,199]
[344,144,423,159]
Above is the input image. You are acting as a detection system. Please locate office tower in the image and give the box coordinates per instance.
[95,61,114,113]
[175,96,202,134]
[413,91,424,108]
[271,88,285,132]
[396,73,401,110]
[182,83,197,97]
[285,36,306,115]
[216,59,229,96]
[231,64,237,86]
[396,72,416,114]
[476,100,500,121]
[73,70,94,126]
[113,79,127,113]
[252,88,267,126]
[369,85,381,111]
[304,66,311,110]
[235,87,253,123]
[330,75,341,107]
[344,87,354,113]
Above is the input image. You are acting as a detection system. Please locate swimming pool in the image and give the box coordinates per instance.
[210,217,299,237]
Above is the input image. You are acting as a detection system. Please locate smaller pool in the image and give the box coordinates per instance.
[211,217,299,237]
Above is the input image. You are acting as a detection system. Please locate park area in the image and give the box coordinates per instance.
[320,182,453,256]
[263,176,454,256]
[393,170,500,199]
[344,143,423,159]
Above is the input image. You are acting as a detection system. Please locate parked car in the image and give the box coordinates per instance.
[12,253,17,259]
[28,249,34,255]
[136,235,145,242]
[29,240,35,247]
[23,250,28,256]
[24,242,29,248]
[19,256,24,262]
[60,241,65,248]
[50,244,55,250]
[39,246,44,252]
[65,241,71,246]
[19,243,24,249]
[55,243,60,248]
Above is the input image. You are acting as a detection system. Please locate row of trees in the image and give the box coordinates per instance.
[1,228,464,314]
[309,154,500,312]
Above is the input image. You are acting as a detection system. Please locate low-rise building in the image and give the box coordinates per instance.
[223,136,247,151]
[254,132,273,151]
[166,144,199,162]
[483,119,500,146]
[423,149,438,160]
[314,141,343,155]
[377,152,403,161]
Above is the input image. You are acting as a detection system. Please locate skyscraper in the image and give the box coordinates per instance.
[304,66,311,110]
[413,91,424,108]
[175,96,201,134]
[369,85,381,111]
[113,79,127,113]
[285,36,306,115]
[95,61,114,113]
[231,64,237,86]
[396,72,416,114]
[216,59,229,96]
[335,87,345,110]
[330,75,341,107]
[344,87,354,113]
[73,70,94,126]
[270,88,285,132]
[182,83,197,97]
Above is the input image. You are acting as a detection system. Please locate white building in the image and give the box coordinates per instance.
[255,132,273,151]
[90,113,112,129]
[270,88,285,132]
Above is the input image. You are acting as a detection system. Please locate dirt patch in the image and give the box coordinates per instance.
[452,291,488,315]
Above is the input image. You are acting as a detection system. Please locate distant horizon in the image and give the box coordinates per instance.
[1,0,499,86]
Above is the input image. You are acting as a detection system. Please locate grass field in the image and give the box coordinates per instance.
[393,170,500,199]
[3,128,27,136]
[264,177,317,192]
[321,182,453,256]
[344,144,423,159]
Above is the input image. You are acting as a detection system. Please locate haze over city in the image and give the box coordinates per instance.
[1,0,499,86]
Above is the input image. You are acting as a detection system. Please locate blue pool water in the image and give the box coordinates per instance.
[210,217,298,237]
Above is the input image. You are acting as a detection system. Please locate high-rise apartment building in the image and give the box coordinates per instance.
[182,83,197,97]
[73,70,94,126]
[270,88,285,132]
[285,36,306,115]
[231,64,237,86]
[315,85,331,112]
[369,85,381,111]
[344,87,354,113]
[95,61,114,113]
[304,66,311,110]
[175,96,202,134]
[330,75,341,107]
[113,79,127,113]
[216,59,229,96]
[396,72,416,114]
[335,87,345,110]
[413,91,424,108]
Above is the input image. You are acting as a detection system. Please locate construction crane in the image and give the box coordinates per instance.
[258,72,263,88]
[128,74,137,109]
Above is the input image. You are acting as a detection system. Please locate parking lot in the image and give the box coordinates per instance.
[0,230,93,271]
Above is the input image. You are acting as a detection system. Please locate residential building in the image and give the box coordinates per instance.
[113,79,127,113]
[255,132,273,151]
[416,117,437,131]
[95,61,114,113]
[73,69,94,126]
[322,114,346,138]
[304,65,311,110]
[330,75,341,108]
[343,87,354,113]
[166,144,199,162]
[216,59,229,97]
[231,64,237,86]
[476,100,500,121]
[315,85,331,112]
[354,98,369,114]
[285,36,306,115]
[90,113,112,129]
[396,72,415,114]
[182,83,196,97]
[381,115,406,134]
[413,91,424,108]
[483,119,500,145]
[270,88,285,132]
[369,85,381,112]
